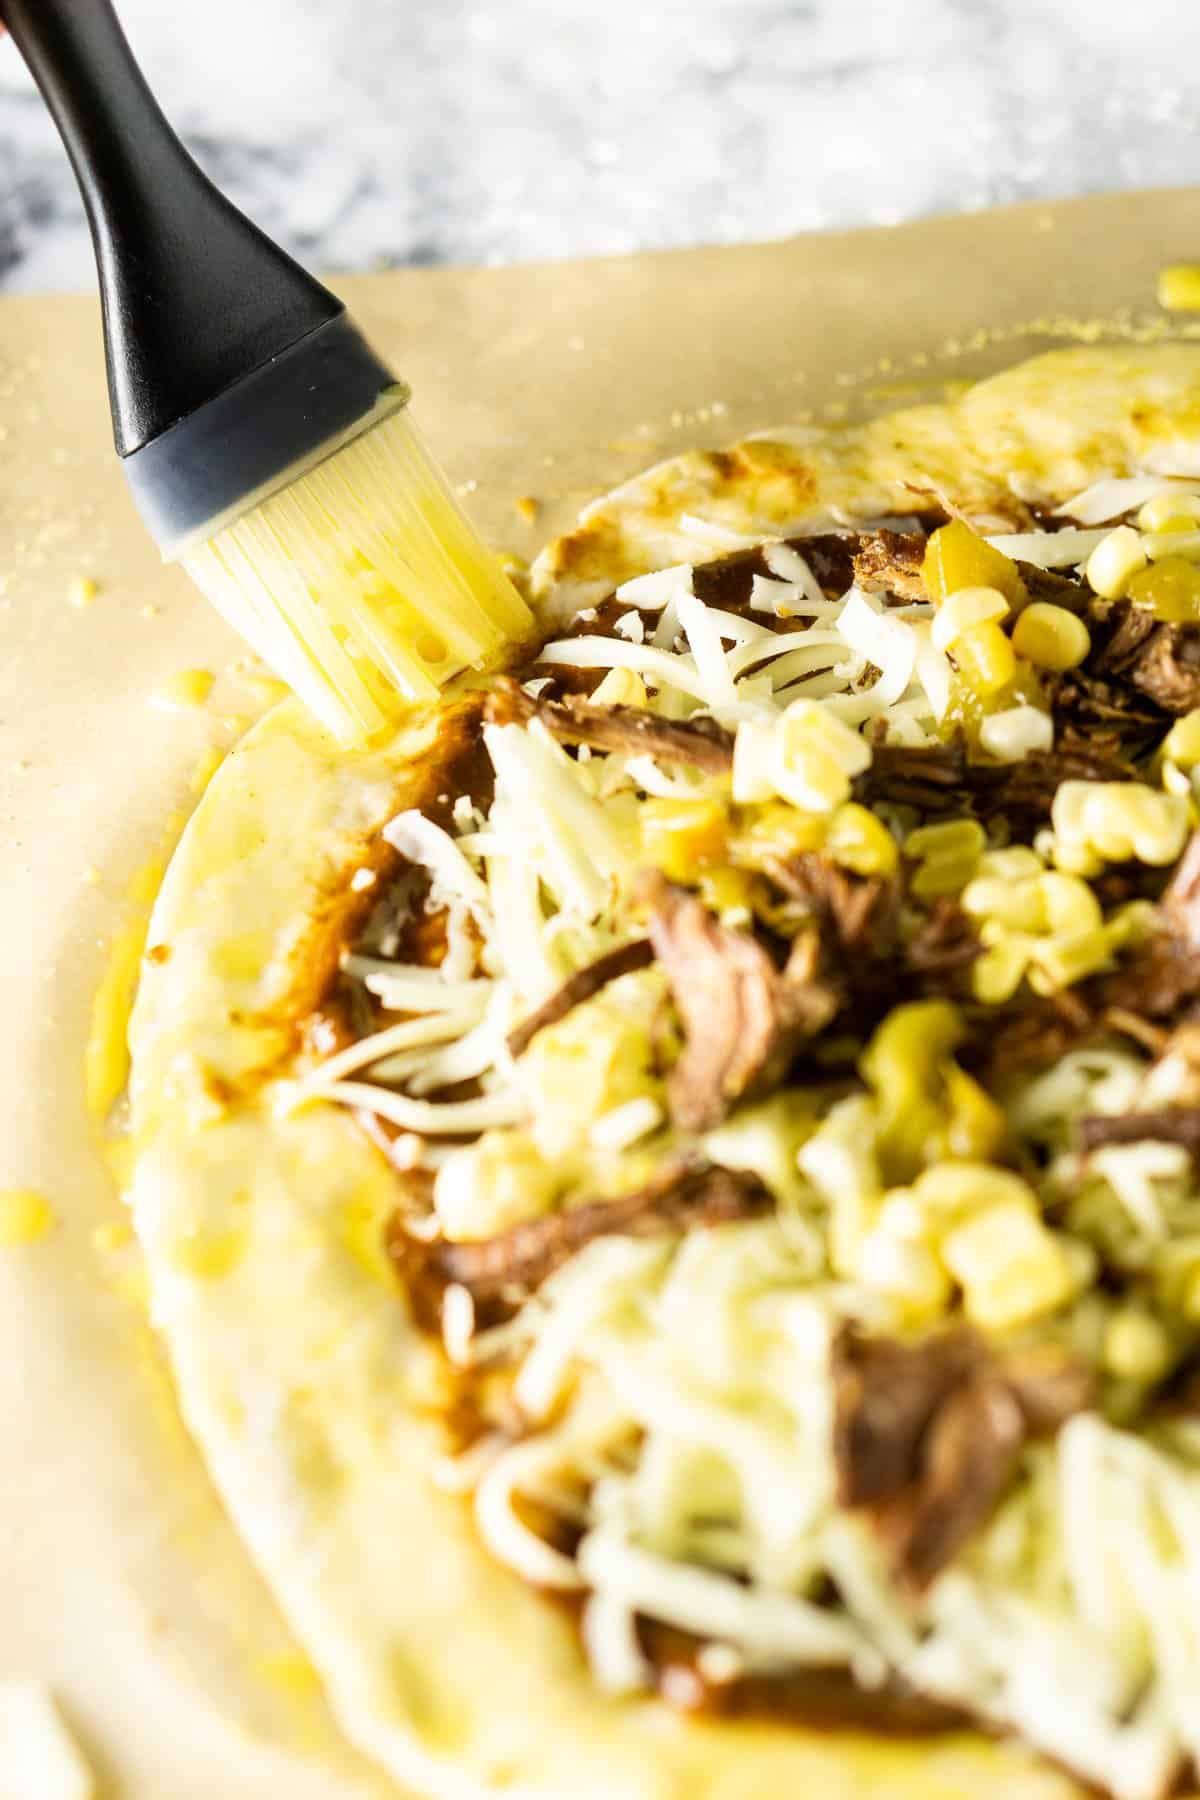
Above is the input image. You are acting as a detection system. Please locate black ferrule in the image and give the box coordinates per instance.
[122,315,401,553]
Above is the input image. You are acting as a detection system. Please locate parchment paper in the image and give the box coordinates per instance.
[2,187,1200,1798]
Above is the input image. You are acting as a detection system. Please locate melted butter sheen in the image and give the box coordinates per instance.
[0,1189,55,1245]
[151,667,215,711]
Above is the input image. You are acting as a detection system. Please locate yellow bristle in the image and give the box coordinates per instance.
[181,408,533,745]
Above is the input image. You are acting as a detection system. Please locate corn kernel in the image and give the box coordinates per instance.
[779,699,873,776]
[1011,602,1091,672]
[1128,555,1200,621]
[1142,528,1200,564]
[1051,780,1190,870]
[857,1230,951,1323]
[1037,871,1103,935]
[1137,489,1200,533]
[640,795,728,882]
[931,585,1009,653]
[1157,263,1200,313]
[942,1203,1075,1332]
[1181,1266,1200,1324]
[912,1161,1037,1223]
[952,621,1017,697]
[784,747,853,813]
[971,932,1030,1004]
[151,668,215,711]
[1102,1307,1173,1383]
[825,802,899,877]
[978,845,1045,881]
[732,702,870,814]
[909,856,979,900]
[1027,925,1112,993]
[962,874,1047,933]
[1086,525,1146,600]
[775,702,870,812]
[733,800,828,863]
[67,574,98,609]
[592,666,649,707]
[921,520,1028,610]
[0,1188,55,1246]
[1102,899,1157,954]
[941,1063,1008,1161]
[1162,709,1200,769]
[907,816,986,899]
[876,1190,927,1241]
[697,866,757,924]
[906,818,987,862]
[978,703,1054,762]
[859,1003,1010,1179]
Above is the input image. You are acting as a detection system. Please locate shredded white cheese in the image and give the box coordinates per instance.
[983,526,1110,568]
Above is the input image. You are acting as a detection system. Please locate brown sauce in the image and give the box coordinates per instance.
[639,1619,964,1735]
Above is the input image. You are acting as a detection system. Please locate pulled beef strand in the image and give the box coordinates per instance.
[387,1160,770,1328]
[642,874,836,1131]
[859,736,1136,832]
[857,741,968,815]
[1078,1107,1200,1157]
[904,898,981,979]
[506,938,654,1058]
[852,530,928,602]
[832,1326,1092,1590]
[1162,829,1200,952]
[768,853,900,963]
[490,678,735,774]
[1092,601,1200,717]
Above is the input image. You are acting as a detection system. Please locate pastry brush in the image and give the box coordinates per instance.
[3,0,532,744]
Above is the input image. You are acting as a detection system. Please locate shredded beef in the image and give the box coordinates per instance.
[852,530,928,602]
[780,924,846,1036]
[862,735,1133,832]
[386,1159,771,1329]
[764,857,975,1020]
[1092,602,1200,717]
[1078,1107,1200,1157]
[979,988,1097,1079]
[506,938,655,1058]
[971,735,1139,831]
[848,525,1080,612]
[489,679,735,774]
[833,1326,1092,1589]
[1018,564,1090,609]
[1048,668,1165,744]
[1162,831,1200,951]
[857,740,969,815]
[904,898,981,982]
[643,873,832,1130]
[767,853,900,963]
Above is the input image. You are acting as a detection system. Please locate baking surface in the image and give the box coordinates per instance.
[1,191,1199,1796]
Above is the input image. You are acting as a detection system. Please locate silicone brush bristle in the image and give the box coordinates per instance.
[183,409,533,745]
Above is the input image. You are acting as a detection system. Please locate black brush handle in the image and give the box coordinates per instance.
[2,0,341,454]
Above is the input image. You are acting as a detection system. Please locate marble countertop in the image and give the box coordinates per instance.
[2,0,1199,292]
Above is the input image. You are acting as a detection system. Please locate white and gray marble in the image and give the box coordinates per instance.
[2,0,1199,292]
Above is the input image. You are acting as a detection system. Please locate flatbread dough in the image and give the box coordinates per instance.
[127,346,1200,1799]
